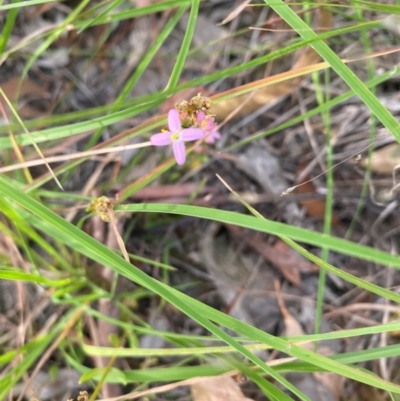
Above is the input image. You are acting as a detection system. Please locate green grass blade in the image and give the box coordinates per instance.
[263,0,400,142]
[86,5,187,149]
[0,101,161,149]
[119,203,400,270]
[165,0,200,90]
[77,0,125,33]
[0,269,71,286]
[0,177,309,400]
[0,178,400,394]
[0,0,19,54]
[226,66,399,151]
[22,0,91,79]
[74,0,191,28]
[0,21,379,150]
[0,0,58,10]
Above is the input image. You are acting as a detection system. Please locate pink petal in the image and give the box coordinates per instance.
[205,131,221,144]
[181,128,205,142]
[168,109,182,132]
[205,118,215,131]
[198,111,216,132]
[172,140,186,165]
[197,110,205,123]
[150,132,172,146]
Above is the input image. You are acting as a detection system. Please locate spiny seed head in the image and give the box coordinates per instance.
[87,196,114,222]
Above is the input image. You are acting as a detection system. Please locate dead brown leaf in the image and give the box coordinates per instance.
[275,281,342,401]
[0,77,48,118]
[295,162,339,224]
[191,376,254,401]
[274,280,310,342]
[227,226,318,287]
[0,77,43,99]
[251,238,301,287]
[273,240,319,275]
[360,143,400,174]
[295,163,327,219]
[218,0,252,26]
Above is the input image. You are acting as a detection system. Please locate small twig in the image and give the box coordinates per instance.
[107,209,129,263]
[0,141,152,173]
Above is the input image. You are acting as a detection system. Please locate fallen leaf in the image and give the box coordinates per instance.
[228,226,318,287]
[275,283,342,401]
[191,376,254,401]
[295,162,339,224]
[0,77,43,99]
[273,241,319,275]
[248,236,301,287]
[360,143,400,174]
[0,77,48,118]
[274,279,309,340]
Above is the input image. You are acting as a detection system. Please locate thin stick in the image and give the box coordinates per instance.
[108,209,130,263]
[0,141,152,173]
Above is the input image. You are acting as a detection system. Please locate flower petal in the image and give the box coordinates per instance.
[197,110,205,123]
[205,131,221,144]
[168,109,182,132]
[205,118,215,131]
[172,140,186,165]
[181,128,205,142]
[150,132,172,146]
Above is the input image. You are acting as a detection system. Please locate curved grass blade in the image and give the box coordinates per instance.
[0,177,399,395]
[262,0,400,143]
[165,0,200,90]
[119,203,400,271]
[0,177,309,400]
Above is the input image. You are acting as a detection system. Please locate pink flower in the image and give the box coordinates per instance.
[197,110,221,144]
[150,109,205,165]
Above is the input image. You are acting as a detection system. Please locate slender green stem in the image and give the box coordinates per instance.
[345,6,377,239]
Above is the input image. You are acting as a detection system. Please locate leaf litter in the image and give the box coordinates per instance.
[2,2,400,401]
